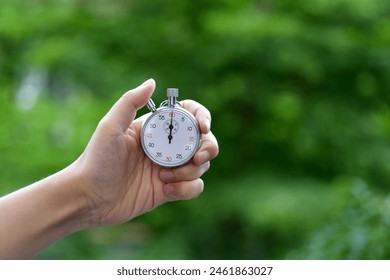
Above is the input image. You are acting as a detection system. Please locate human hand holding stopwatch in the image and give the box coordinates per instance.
[75,79,219,228]
[0,78,218,259]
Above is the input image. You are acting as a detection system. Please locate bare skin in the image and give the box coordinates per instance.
[0,79,219,259]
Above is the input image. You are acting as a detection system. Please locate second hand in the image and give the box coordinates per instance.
[168,112,173,144]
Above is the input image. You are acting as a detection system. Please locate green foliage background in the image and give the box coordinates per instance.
[1,0,390,259]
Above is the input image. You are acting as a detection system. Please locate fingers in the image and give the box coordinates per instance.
[102,79,155,131]
[158,130,218,182]
[181,99,218,165]
[193,131,219,166]
[181,100,211,134]
[159,131,217,202]
[163,179,204,201]
[157,99,217,202]
[160,162,210,183]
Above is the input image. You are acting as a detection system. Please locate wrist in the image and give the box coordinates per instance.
[55,161,92,233]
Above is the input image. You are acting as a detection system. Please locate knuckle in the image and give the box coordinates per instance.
[197,162,210,177]
[198,178,204,188]
[204,161,211,172]
[214,143,220,157]
[201,135,219,159]
[185,180,203,200]
[210,137,219,158]
[196,179,205,196]
[170,170,178,182]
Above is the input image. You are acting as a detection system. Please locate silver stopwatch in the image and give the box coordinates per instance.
[140,88,201,168]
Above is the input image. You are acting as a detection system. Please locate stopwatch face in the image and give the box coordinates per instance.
[141,107,201,167]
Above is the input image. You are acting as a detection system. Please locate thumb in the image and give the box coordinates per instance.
[105,79,156,131]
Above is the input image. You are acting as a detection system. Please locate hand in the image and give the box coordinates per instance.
[73,79,219,228]
[0,78,218,259]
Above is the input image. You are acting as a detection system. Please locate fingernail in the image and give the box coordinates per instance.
[139,78,154,88]
[160,170,174,182]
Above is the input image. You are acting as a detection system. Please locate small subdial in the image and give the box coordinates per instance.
[164,119,179,134]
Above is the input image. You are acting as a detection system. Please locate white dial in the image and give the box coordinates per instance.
[141,107,200,167]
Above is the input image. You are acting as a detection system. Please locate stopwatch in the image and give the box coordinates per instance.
[140,88,201,168]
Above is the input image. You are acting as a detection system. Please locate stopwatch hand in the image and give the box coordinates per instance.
[168,112,174,144]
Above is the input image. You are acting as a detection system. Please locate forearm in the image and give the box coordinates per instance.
[0,164,88,259]
[0,81,218,259]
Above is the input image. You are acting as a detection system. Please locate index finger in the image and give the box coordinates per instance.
[181,100,211,134]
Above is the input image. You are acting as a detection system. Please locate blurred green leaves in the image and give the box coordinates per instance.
[290,177,390,259]
[1,0,390,259]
